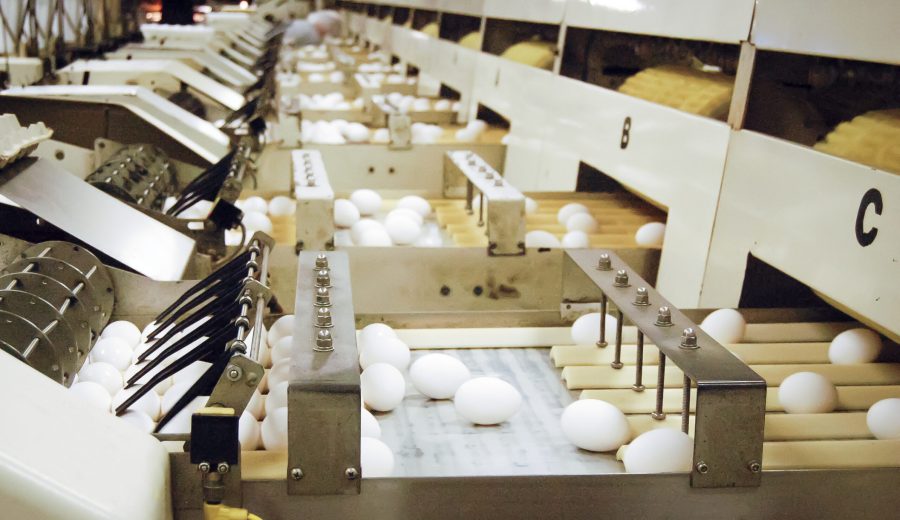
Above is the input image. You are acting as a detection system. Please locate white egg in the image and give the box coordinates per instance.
[308,72,325,82]
[268,315,295,348]
[466,119,487,135]
[360,336,410,371]
[525,230,561,248]
[451,101,462,112]
[174,361,212,387]
[700,309,746,345]
[361,437,394,477]
[271,335,294,365]
[268,196,296,216]
[635,222,666,247]
[351,97,365,109]
[387,207,424,226]
[386,92,403,105]
[361,408,382,438]
[242,196,269,213]
[113,385,162,420]
[69,381,112,412]
[372,128,391,143]
[623,429,693,473]
[266,381,289,417]
[350,219,384,243]
[778,372,838,414]
[159,396,207,434]
[557,203,590,225]
[344,123,370,143]
[328,71,345,83]
[409,353,471,399]
[350,189,382,216]
[561,399,631,452]
[828,328,882,364]
[78,362,123,396]
[359,323,397,348]
[358,228,393,247]
[90,337,135,372]
[247,390,265,420]
[243,211,273,234]
[454,128,477,142]
[396,195,432,218]
[454,377,522,425]
[525,197,538,215]
[360,363,406,412]
[566,212,599,233]
[571,313,619,346]
[867,398,900,440]
[161,381,194,416]
[333,198,361,228]
[434,99,452,111]
[412,98,432,111]
[119,410,155,433]
[225,230,243,246]
[239,411,261,450]
[101,321,142,349]
[384,214,422,245]
[261,407,289,451]
[125,360,173,395]
[561,230,590,248]
[267,361,292,391]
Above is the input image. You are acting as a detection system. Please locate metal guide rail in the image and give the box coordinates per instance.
[0,241,113,385]
[167,136,256,218]
[288,251,361,495]
[561,249,767,488]
[293,150,335,252]
[86,144,177,211]
[445,150,526,256]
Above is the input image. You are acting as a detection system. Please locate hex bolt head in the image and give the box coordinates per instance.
[226,365,243,382]
[484,172,494,180]
[633,287,650,306]
[493,178,503,187]
[613,269,630,287]
[596,253,612,271]
[198,462,210,473]
[345,467,359,480]
[680,328,699,350]
[315,269,331,287]
[655,306,674,327]
[316,306,333,327]
[315,329,334,351]
[315,286,331,307]
[217,463,230,474]
[696,461,710,474]
[314,253,329,269]
[291,468,304,480]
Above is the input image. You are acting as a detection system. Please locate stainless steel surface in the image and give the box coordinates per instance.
[294,150,335,251]
[562,249,767,488]
[207,354,264,416]
[288,252,361,495]
[0,158,196,281]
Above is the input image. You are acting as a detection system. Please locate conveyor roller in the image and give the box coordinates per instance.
[86,144,177,210]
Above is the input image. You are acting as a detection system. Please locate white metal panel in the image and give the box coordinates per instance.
[702,131,900,341]
[365,17,389,46]
[484,0,567,23]
[438,0,485,16]
[751,0,900,64]
[0,351,171,520]
[564,0,755,44]
[428,40,479,93]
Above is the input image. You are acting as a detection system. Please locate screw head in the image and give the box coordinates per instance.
[696,461,709,474]
[680,327,699,349]
[748,461,761,473]
[316,306,333,327]
[633,287,650,306]
[493,178,503,187]
[198,462,210,473]
[315,328,334,351]
[291,467,304,480]
[613,269,630,288]
[226,365,243,382]
[217,463,230,474]
[314,253,329,269]
[655,306,673,327]
[345,467,359,480]
[315,269,331,287]
[315,286,332,306]
[596,253,612,271]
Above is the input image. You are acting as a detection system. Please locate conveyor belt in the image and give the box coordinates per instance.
[617,65,734,120]
[813,108,900,175]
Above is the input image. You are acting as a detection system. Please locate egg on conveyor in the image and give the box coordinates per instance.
[454,377,522,425]
[361,437,394,478]
[525,230,560,248]
[267,361,292,391]
[334,198,361,228]
[159,396,207,434]
[454,128,478,143]
[271,335,294,365]
[700,309,746,345]
[828,328,882,364]
[357,227,393,247]
[268,195,296,217]
[239,410,261,450]
[389,207,424,225]
[344,122,370,143]
[525,197,538,215]
[174,360,212,386]
[396,195,432,218]
[866,398,900,440]
[361,408,382,439]
[78,362,124,396]
[268,315,295,348]
[561,230,590,248]
[261,407,289,451]
[69,381,113,412]
[359,336,411,371]
[246,390,264,420]
[112,385,162,420]
[635,222,666,247]
[242,196,269,214]
[360,363,406,412]
[90,337,135,372]
[265,381,289,417]
[557,203,589,225]
[119,410,156,433]
[622,429,693,473]
[570,312,618,346]
[409,353,471,399]
[126,360,173,396]
[350,219,386,244]
[384,211,422,245]
[466,119,487,135]
[161,381,193,416]
[242,211,273,234]
[778,371,838,414]
[359,323,397,349]
[566,213,599,233]
[434,99,452,111]
[349,189,383,216]
[101,320,142,349]
[371,128,391,143]
[561,399,631,452]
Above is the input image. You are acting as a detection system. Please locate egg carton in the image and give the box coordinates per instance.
[0,114,53,169]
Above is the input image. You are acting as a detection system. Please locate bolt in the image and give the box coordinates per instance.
[655,306,673,327]
[345,467,359,480]
[315,269,331,287]
[613,269,630,288]
[314,253,329,269]
[198,462,210,473]
[291,467,304,480]
[226,364,243,382]
[315,286,331,307]
[696,462,709,474]
[596,253,612,271]
[633,287,650,306]
[315,329,334,351]
[493,178,503,187]
[748,461,761,473]
[484,172,494,180]
[316,306,333,327]
[680,328,699,350]
[217,463,230,474]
